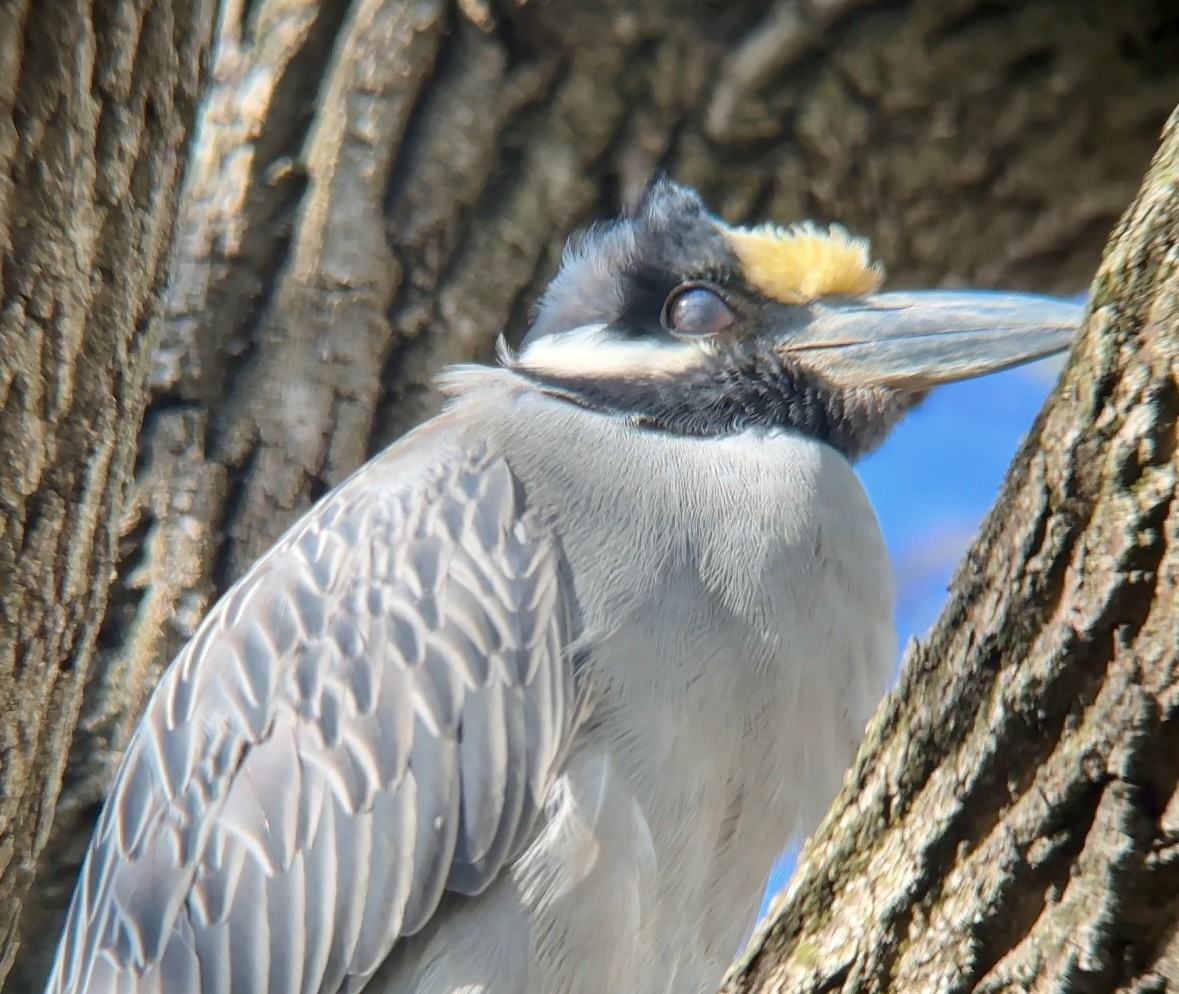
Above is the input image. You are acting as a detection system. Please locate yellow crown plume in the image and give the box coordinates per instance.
[725,222,884,304]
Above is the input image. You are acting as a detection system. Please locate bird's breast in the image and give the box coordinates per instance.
[444,376,898,991]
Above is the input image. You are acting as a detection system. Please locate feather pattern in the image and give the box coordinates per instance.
[47,440,575,994]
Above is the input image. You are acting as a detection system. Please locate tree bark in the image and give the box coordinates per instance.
[0,0,216,987]
[3,0,1177,989]
[725,109,1179,994]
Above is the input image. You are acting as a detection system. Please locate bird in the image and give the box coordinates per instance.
[45,178,1081,994]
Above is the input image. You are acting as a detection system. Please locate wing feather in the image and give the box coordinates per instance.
[47,441,576,993]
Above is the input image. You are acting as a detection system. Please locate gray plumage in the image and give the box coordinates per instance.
[52,436,575,992]
[46,179,1080,994]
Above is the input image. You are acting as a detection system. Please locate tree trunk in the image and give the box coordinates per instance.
[0,0,216,987]
[724,106,1179,994]
[3,0,1177,990]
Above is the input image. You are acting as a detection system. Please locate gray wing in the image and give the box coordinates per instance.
[47,440,576,994]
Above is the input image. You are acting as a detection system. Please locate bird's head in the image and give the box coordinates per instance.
[501,177,1081,461]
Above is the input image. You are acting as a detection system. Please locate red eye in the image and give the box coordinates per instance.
[662,285,736,338]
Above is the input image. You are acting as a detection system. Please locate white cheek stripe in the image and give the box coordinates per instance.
[511,325,711,379]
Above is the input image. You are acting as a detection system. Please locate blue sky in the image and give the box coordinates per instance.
[757,355,1062,916]
[861,359,1061,649]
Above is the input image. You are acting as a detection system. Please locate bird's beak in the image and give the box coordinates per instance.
[779,290,1083,391]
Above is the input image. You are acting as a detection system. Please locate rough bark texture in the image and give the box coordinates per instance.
[4,0,1178,989]
[725,109,1179,994]
[0,0,216,986]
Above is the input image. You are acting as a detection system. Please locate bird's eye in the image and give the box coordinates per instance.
[661,285,736,338]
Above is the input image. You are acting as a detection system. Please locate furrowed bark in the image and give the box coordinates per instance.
[0,0,216,986]
[726,106,1179,994]
[4,0,1178,989]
